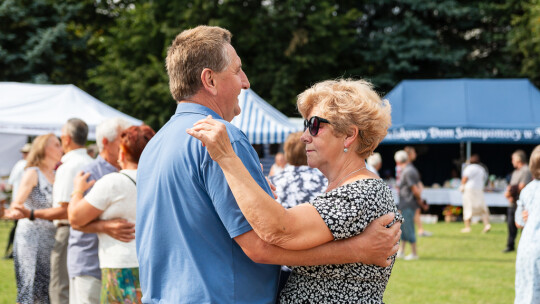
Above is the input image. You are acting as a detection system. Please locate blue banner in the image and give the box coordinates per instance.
[382,127,540,144]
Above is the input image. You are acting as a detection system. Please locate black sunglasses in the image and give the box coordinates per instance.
[304,116,331,136]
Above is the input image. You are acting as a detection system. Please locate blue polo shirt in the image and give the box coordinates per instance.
[136,103,279,303]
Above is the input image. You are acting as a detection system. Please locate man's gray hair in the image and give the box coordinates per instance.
[96,118,133,152]
[64,118,88,146]
[394,150,408,164]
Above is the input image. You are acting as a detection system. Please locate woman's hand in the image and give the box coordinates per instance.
[4,208,26,220]
[187,115,236,162]
[522,209,529,223]
[73,172,95,194]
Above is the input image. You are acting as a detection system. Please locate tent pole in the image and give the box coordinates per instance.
[466,141,471,161]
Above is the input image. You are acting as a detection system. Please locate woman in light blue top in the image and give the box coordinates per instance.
[515,145,540,304]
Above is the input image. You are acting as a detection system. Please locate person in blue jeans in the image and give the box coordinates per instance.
[395,150,426,260]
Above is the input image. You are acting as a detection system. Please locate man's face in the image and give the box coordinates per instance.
[408,149,417,162]
[214,44,250,122]
[511,154,521,168]
[60,126,70,153]
[105,127,123,165]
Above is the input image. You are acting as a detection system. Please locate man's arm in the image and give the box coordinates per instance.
[411,184,422,202]
[504,185,513,202]
[411,183,428,210]
[71,218,135,242]
[234,213,401,267]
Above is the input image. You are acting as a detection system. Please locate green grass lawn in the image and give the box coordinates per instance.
[0,220,17,304]
[0,220,518,304]
[385,221,517,304]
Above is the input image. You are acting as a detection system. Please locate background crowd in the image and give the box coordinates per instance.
[1,118,154,303]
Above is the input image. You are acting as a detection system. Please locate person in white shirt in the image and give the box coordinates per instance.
[69,125,155,303]
[8,143,31,198]
[460,154,491,233]
[51,118,93,304]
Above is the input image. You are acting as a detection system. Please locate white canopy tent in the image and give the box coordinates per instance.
[0,82,142,176]
[231,89,301,144]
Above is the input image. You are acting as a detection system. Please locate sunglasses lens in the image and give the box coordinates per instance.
[310,117,319,136]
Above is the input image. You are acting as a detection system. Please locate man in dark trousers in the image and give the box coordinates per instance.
[503,150,532,253]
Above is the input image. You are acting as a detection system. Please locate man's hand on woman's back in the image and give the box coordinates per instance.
[346,213,402,267]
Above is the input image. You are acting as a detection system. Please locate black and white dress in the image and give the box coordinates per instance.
[279,179,403,304]
[13,167,56,304]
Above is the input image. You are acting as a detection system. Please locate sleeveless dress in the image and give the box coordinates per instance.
[279,179,403,304]
[13,167,56,304]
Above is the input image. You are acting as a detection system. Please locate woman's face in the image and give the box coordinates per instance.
[45,136,63,163]
[300,106,345,172]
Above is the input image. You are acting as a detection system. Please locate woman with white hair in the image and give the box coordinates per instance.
[394,149,422,259]
[367,152,382,176]
[188,79,402,303]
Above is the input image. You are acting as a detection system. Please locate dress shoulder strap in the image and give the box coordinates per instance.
[119,172,136,186]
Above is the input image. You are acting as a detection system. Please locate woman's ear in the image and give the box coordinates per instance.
[201,68,218,96]
[344,125,359,149]
[118,149,125,164]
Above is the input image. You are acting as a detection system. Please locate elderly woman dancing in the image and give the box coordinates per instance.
[68,125,155,303]
[188,79,402,303]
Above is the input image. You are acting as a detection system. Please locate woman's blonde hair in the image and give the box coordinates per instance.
[25,134,57,169]
[529,145,540,180]
[297,79,391,158]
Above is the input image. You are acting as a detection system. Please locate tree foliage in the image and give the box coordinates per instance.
[1,0,537,129]
[0,0,121,87]
[508,0,540,87]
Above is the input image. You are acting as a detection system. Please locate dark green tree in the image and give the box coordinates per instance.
[88,2,174,130]
[88,0,528,128]
[508,0,540,86]
[90,0,366,122]
[355,0,521,93]
[0,0,124,88]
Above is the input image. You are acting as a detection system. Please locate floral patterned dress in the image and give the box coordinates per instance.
[13,167,56,304]
[269,165,328,209]
[279,179,402,304]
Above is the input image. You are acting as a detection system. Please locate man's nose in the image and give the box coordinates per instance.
[241,71,250,89]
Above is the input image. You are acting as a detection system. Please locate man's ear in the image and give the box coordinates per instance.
[201,68,218,96]
[101,137,109,148]
[64,135,72,146]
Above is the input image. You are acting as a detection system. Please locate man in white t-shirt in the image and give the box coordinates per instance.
[50,118,94,304]
[460,154,491,233]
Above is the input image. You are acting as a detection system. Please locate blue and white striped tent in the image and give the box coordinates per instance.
[232,89,301,144]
